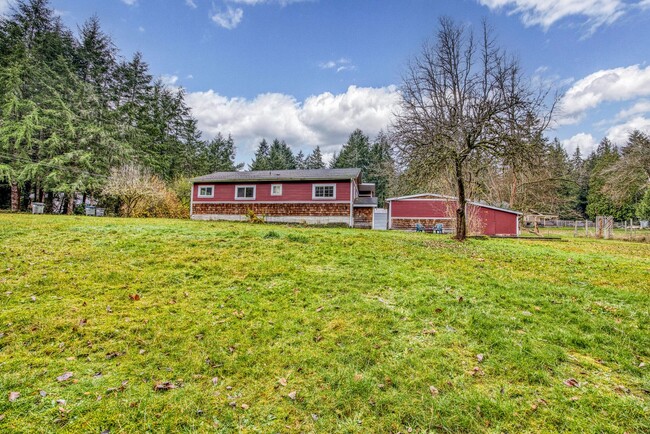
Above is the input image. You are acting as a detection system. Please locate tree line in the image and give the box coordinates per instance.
[248,130,395,206]
[0,0,240,213]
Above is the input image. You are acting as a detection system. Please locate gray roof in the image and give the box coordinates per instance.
[193,168,362,183]
[354,197,378,207]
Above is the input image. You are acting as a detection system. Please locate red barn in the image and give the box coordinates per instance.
[386,194,521,236]
[190,168,377,227]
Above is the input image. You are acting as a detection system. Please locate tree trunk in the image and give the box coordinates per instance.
[10,182,20,212]
[67,193,75,215]
[455,161,467,241]
[45,191,53,213]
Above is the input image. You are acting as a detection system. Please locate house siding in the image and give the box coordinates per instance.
[192,181,352,203]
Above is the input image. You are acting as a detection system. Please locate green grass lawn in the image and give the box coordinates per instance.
[0,214,648,433]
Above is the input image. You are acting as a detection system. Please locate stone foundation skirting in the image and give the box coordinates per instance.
[192,202,350,217]
[192,202,351,225]
[191,214,350,225]
[390,218,452,230]
[353,207,373,229]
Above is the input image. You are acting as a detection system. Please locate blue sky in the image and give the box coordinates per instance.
[4,0,650,165]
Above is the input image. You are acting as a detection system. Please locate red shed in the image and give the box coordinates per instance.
[386,194,521,236]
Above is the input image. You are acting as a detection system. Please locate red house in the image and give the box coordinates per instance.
[190,168,377,228]
[386,194,521,236]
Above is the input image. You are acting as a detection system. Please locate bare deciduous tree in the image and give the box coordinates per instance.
[102,164,165,217]
[602,130,650,204]
[392,17,555,240]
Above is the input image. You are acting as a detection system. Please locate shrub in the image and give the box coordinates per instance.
[102,165,189,219]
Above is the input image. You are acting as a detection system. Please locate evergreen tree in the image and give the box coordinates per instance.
[295,150,306,170]
[330,129,371,170]
[200,133,243,172]
[367,131,395,206]
[585,138,635,220]
[268,139,296,170]
[305,146,325,169]
[249,139,271,170]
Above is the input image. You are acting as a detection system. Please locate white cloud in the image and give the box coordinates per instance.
[185,85,400,159]
[121,0,137,5]
[185,0,197,8]
[606,116,650,145]
[138,26,145,32]
[211,7,244,29]
[318,58,356,73]
[478,0,627,32]
[616,99,650,120]
[558,64,650,124]
[562,132,598,154]
[160,74,179,86]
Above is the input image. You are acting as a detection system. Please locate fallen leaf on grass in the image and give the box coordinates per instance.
[106,381,128,393]
[56,399,66,405]
[232,310,244,319]
[106,305,112,313]
[563,378,580,388]
[470,367,484,376]
[422,329,437,335]
[315,306,323,312]
[30,296,36,302]
[129,294,140,301]
[640,362,646,368]
[39,390,47,397]
[241,403,249,410]
[154,382,177,392]
[477,354,484,363]
[429,386,439,396]
[614,385,630,394]
[105,352,122,359]
[287,391,297,400]
[278,377,288,386]
[8,392,19,402]
[569,396,579,401]
[56,372,73,382]
[211,377,219,386]
[0,414,4,420]
[79,318,87,326]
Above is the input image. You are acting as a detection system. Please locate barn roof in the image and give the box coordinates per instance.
[386,193,522,215]
[193,168,362,183]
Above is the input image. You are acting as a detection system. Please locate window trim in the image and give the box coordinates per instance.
[235,185,256,200]
[312,183,336,200]
[197,185,214,198]
[270,184,283,196]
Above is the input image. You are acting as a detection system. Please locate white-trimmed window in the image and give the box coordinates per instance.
[235,185,256,200]
[313,184,336,199]
[197,185,214,198]
[271,184,282,196]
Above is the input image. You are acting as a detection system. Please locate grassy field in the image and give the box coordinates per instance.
[0,214,648,433]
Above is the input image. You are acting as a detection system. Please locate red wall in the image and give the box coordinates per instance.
[193,181,352,202]
[390,199,519,235]
[473,206,518,235]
